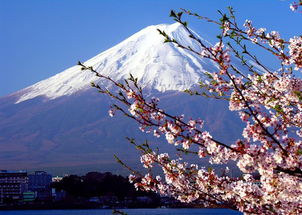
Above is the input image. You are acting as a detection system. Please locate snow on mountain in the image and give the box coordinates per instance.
[0,23,245,174]
[15,23,217,104]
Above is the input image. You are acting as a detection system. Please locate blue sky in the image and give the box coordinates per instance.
[0,0,300,96]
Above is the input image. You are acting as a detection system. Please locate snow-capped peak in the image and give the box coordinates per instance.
[15,23,217,104]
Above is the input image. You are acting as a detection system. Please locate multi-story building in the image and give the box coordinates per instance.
[0,170,28,204]
[28,171,52,201]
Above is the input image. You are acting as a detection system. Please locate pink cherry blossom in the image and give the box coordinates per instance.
[81,4,302,214]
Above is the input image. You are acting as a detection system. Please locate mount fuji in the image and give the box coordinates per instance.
[15,23,217,103]
[0,23,242,175]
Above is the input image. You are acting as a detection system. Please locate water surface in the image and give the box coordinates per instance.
[0,208,243,215]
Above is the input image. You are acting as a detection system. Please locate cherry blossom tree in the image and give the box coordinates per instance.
[79,3,302,214]
[290,0,302,11]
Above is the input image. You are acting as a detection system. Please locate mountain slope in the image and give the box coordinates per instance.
[14,23,217,104]
[0,23,242,175]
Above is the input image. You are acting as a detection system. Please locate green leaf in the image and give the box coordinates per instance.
[177,12,183,18]
[157,29,167,37]
[294,91,302,101]
[170,10,177,18]
[211,80,218,85]
[266,97,276,104]
[230,31,236,39]
[274,104,283,113]
[205,72,213,79]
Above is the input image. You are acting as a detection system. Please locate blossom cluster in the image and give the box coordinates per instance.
[290,0,302,11]
[104,62,302,214]
[243,20,285,48]
[242,19,302,72]
[85,5,302,215]
[288,36,302,70]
